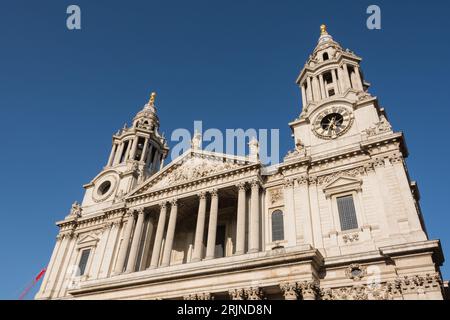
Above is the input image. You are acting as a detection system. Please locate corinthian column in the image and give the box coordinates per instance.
[161,199,178,267]
[235,183,246,255]
[192,192,207,262]
[249,180,260,253]
[125,208,145,273]
[113,211,135,274]
[205,190,219,260]
[148,202,167,269]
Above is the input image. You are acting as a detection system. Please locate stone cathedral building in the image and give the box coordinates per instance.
[36,25,447,300]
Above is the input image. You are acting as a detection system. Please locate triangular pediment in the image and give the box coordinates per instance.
[128,149,257,197]
[323,175,362,197]
[77,233,100,245]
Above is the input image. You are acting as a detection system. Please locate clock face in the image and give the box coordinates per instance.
[313,106,354,140]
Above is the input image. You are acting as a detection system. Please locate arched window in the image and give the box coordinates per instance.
[271,210,284,242]
[323,52,329,61]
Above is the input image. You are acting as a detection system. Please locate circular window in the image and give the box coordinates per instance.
[351,268,363,278]
[98,181,111,196]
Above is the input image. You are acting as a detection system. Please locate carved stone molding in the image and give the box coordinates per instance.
[319,273,443,300]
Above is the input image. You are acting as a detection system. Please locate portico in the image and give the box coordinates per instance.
[112,150,263,274]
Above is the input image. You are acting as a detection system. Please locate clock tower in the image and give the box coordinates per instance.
[290,24,383,146]
[286,25,428,243]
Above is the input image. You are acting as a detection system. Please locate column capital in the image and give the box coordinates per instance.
[250,179,260,189]
[245,287,263,300]
[159,201,168,209]
[170,199,178,207]
[125,209,135,218]
[280,282,299,300]
[283,178,295,188]
[229,288,245,300]
[135,207,145,215]
[198,191,207,200]
[237,182,247,192]
[210,189,218,198]
[298,280,319,300]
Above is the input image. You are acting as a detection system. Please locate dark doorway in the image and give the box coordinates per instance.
[215,225,226,258]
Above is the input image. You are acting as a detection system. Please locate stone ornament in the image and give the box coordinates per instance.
[228,288,245,300]
[152,156,241,190]
[228,287,263,300]
[68,201,82,218]
[342,233,359,243]
[345,264,367,281]
[269,188,283,205]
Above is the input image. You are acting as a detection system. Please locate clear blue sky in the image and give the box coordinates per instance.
[0,0,448,299]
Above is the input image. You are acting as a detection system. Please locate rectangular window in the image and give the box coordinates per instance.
[337,195,358,231]
[78,249,91,276]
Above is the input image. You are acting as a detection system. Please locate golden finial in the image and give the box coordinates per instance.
[149,92,156,106]
[320,24,328,36]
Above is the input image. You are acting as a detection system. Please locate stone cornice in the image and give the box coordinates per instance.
[69,246,323,296]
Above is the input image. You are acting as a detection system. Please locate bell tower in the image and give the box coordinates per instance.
[80,93,169,215]
[289,25,389,150]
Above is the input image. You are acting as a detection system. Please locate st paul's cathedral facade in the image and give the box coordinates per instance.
[36,26,447,300]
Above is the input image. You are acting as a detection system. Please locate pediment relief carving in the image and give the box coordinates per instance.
[129,151,253,197]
